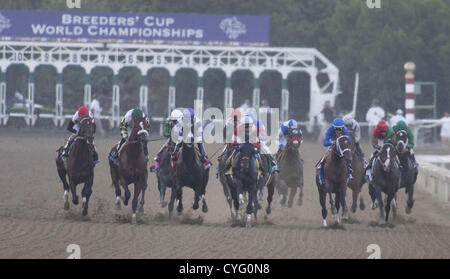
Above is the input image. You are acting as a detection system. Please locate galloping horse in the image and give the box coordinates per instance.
[277,128,304,208]
[109,117,149,224]
[155,141,176,207]
[56,116,95,216]
[230,143,259,227]
[369,139,401,224]
[255,151,278,216]
[347,131,366,213]
[396,129,418,214]
[169,141,209,217]
[316,135,352,227]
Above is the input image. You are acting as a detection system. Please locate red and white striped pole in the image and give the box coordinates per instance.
[404,61,416,123]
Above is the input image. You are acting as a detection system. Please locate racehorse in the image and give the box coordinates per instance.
[230,143,259,227]
[368,139,401,224]
[169,141,209,217]
[347,131,366,213]
[109,117,149,224]
[218,143,238,220]
[277,128,304,208]
[316,135,352,227]
[155,141,176,207]
[56,116,95,216]
[395,129,418,214]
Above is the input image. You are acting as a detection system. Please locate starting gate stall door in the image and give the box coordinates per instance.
[204,69,226,110]
[34,65,57,125]
[288,72,310,121]
[260,71,282,110]
[91,66,113,112]
[6,64,29,125]
[231,70,254,109]
[118,67,141,115]
[175,69,198,110]
[148,68,170,118]
[63,66,85,115]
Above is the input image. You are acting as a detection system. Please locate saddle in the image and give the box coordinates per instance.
[227,154,262,176]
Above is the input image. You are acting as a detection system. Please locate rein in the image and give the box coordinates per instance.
[333,135,350,158]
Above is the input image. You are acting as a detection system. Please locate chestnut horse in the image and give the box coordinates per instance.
[316,135,352,227]
[347,130,366,213]
[56,117,95,216]
[109,117,149,224]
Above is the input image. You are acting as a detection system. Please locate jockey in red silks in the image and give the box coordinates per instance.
[61,106,99,164]
[365,120,397,181]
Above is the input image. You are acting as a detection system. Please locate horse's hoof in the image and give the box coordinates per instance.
[371,203,377,210]
[64,201,70,211]
[351,205,357,213]
[115,203,121,211]
[322,220,327,227]
[160,201,168,208]
[138,206,144,214]
[82,207,88,217]
[131,214,137,224]
[331,206,337,215]
[359,201,366,211]
[72,197,79,205]
[258,192,264,201]
[378,218,386,225]
[193,203,199,210]
[405,206,412,215]
[342,213,349,220]
[335,214,340,223]
[266,207,271,215]
[202,204,208,213]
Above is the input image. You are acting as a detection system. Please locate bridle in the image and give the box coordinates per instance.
[76,116,94,143]
[334,135,350,158]
[377,141,395,171]
[128,120,149,144]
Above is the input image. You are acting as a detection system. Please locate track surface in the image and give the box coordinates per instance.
[0,130,449,259]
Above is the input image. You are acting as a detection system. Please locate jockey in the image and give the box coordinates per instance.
[317,118,353,185]
[61,106,99,164]
[276,119,303,159]
[171,108,212,170]
[216,109,241,177]
[244,113,279,173]
[150,109,183,172]
[343,114,366,167]
[110,108,150,162]
[229,115,258,176]
[393,120,418,167]
[365,120,397,181]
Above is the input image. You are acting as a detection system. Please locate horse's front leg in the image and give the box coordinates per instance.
[326,182,337,215]
[406,184,415,214]
[81,178,93,216]
[193,188,200,210]
[139,177,147,214]
[319,187,328,227]
[158,177,167,207]
[288,185,297,208]
[340,183,348,220]
[297,174,304,207]
[246,187,256,228]
[56,160,70,210]
[69,179,79,205]
[176,186,184,216]
[131,183,142,224]
[266,180,274,215]
[374,184,385,224]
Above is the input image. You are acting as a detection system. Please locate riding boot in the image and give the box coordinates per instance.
[319,160,325,185]
[269,154,279,173]
[346,162,353,181]
[91,145,99,165]
[197,143,212,170]
[62,136,75,160]
[276,147,284,162]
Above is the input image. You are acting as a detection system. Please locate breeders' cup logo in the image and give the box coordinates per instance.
[0,13,12,33]
[220,17,247,40]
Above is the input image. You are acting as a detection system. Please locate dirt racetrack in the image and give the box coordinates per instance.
[0,129,449,259]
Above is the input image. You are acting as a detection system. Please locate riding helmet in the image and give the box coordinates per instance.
[343,114,353,126]
[376,120,388,132]
[287,119,298,129]
[78,106,89,118]
[183,108,195,119]
[170,109,183,121]
[396,120,407,130]
[332,118,345,128]
[132,108,144,119]
[230,109,242,119]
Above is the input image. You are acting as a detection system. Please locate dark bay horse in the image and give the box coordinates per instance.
[56,117,95,216]
[230,143,258,227]
[395,129,418,214]
[156,141,176,207]
[255,151,278,216]
[347,131,366,213]
[369,140,401,224]
[169,141,209,217]
[316,135,352,227]
[109,118,149,224]
[277,129,304,208]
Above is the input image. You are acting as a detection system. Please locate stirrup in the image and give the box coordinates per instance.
[271,165,280,173]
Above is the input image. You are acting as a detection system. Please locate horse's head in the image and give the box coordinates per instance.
[333,135,352,164]
[239,143,256,171]
[78,117,95,144]
[396,129,408,153]
[287,128,303,150]
[130,117,149,142]
[378,141,396,172]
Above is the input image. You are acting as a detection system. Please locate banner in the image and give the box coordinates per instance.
[0,10,269,45]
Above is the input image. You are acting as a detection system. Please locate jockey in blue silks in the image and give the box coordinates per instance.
[317,117,353,184]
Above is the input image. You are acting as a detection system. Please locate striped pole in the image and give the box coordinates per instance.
[404,61,416,122]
